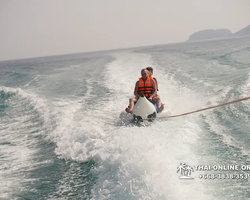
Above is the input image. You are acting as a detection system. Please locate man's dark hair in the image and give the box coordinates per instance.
[146,67,153,72]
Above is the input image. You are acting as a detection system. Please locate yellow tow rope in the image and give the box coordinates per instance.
[143,96,250,121]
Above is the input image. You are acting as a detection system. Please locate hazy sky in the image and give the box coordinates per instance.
[0,0,249,61]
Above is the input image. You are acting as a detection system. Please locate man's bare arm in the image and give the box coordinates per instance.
[134,81,140,98]
[153,77,159,91]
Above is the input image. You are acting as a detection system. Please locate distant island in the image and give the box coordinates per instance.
[187,24,250,42]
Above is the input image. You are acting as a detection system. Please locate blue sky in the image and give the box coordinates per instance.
[0,0,249,60]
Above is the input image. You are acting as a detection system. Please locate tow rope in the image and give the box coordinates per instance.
[143,96,250,121]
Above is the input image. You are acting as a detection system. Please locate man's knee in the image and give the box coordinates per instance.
[129,97,136,102]
[153,97,159,102]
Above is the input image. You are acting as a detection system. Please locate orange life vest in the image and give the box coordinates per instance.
[137,77,154,98]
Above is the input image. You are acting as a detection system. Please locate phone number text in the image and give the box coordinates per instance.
[199,173,250,179]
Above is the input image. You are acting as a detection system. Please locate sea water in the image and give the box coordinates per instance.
[1,36,250,200]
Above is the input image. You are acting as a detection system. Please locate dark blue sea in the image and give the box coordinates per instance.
[1,36,250,200]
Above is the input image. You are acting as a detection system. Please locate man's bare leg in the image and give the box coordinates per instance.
[153,97,164,113]
[125,97,137,113]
